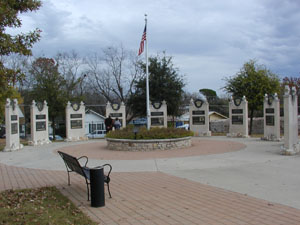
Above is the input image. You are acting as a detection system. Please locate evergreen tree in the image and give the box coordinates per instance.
[223,60,280,134]
[29,57,67,138]
[128,54,185,121]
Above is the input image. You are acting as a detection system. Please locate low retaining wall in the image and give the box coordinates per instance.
[210,116,300,134]
[106,137,192,151]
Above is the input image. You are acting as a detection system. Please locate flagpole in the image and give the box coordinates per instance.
[145,14,150,130]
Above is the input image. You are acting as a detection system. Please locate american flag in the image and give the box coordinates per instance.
[138,25,146,56]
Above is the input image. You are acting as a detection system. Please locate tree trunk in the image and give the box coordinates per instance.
[172,115,175,128]
[51,117,56,140]
[249,109,254,135]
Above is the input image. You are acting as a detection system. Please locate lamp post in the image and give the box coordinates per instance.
[133,126,139,139]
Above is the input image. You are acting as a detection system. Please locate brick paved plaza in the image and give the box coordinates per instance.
[1,137,300,225]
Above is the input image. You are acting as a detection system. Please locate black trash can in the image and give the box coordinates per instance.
[90,167,105,207]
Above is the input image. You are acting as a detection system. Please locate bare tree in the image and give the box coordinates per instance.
[55,50,87,99]
[86,44,143,103]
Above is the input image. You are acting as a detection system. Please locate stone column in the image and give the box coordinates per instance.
[4,98,23,151]
[106,102,126,128]
[29,100,51,146]
[66,101,87,141]
[227,96,249,137]
[281,86,299,155]
[189,98,211,136]
[262,93,280,141]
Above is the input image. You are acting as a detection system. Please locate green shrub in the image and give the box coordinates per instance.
[106,126,193,139]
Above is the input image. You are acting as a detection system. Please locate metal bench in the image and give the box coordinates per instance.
[57,151,112,201]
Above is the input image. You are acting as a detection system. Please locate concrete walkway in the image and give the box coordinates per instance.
[1,137,300,225]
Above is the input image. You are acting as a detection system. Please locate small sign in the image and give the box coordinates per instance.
[110,113,122,118]
[36,121,46,131]
[232,115,243,125]
[36,102,44,112]
[232,109,243,114]
[71,120,82,129]
[11,123,18,134]
[112,103,120,111]
[151,117,164,126]
[151,112,164,116]
[192,110,205,115]
[266,115,275,126]
[192,116,205,125]
[265,108,274,114]
[194,99,203,108]
[233,98,242,106]
[36,114,46,120]
[11,115,18,121]
[72,103,80,111]
[152,101,162,109]
[70,114,82,119]
[268,95,274,106]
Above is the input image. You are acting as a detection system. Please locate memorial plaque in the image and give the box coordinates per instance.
[232,115,243,125]
[11,123,18,134]
[70,114,82,119]
[192,110,205,115]
[194,99,203,108]
[71,120,82,129]
[232,109,243,114]
[36,121,46,131]
[266,115,275,126]
[11,115,18,121]
[151,117,164,126]
[36,114,46,120]
[234,98,242,106]
[110,113,122,117]
[265,108,274,114]
[36,102,44,112]
[151,112,164,116]
[268,95,274,105]
[152,101,162,109]
[112,103,120,111]
[72,103,80,111]
[192,116,205,125]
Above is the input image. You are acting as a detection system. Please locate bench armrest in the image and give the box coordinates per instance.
[103,164,112,177]
[77,155,88,167]
[93,164,112,177]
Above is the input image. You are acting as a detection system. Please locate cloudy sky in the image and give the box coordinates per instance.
[14,0,300,95]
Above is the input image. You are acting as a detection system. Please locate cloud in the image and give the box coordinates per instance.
[12,0,300,93]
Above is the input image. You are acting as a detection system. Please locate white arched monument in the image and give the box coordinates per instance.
[106,102,126,128]
[227,96,249,138]
[189,99,211,136]
[65,101,87,141]
[4,98,23,151]
[150,100,167,128]
[262,93,280,141]
[28,100,51,146]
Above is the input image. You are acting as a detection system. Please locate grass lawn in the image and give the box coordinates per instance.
[0,138,28,151]
[0,138,5,151]
[0,186,97,225]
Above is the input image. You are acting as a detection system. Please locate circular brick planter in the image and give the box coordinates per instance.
[106,136,192,151]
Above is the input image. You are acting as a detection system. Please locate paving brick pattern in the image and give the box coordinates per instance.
[57,138,246,160]
[1,163,300,225]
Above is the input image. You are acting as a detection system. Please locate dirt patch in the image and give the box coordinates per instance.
[56,138,246,160]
